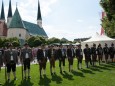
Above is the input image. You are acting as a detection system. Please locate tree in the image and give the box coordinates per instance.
[47,37,61,44]
[100,0,115,37]
[27,36,36,47]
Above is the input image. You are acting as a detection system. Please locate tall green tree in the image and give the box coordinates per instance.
[100,0,115,37]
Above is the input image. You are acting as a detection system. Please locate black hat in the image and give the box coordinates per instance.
[111,43,114,46]
[93,43,96,46]
[85,44,88,46]
[24,43,28,46]
[98,43,101,46]
[78,44,81,47]
[105,43,107,46]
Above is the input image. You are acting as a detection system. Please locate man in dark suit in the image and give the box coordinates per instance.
[67,44,75,72]
[97,44,103,65]
[58,45,66,73]
[4,43,18,82]
[84,44,91,68]
[37,45,47,78]
[109,43,115,62]
[21,43,33,79]
[47,45,56,75]
[103,43,109,63]
[75,44,83,69]
[91,44,97,66]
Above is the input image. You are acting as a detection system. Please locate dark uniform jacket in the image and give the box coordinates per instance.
[57,49,62,60]
[91,47,97,55]
[84,48,91,57]
[47,49,56,60]
[67,48,75,58]
[37,48,47,61]
[109,47,115,56]
[103,47,109,55]
[97,47,103,55]
[4,49,18,64]
[76,48,83,57]
[21,48,33,62]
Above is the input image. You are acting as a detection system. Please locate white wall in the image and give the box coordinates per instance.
[7,28,28,39]
[37,20,42,28]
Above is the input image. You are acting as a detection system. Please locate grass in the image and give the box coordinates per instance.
[0,59,115,86]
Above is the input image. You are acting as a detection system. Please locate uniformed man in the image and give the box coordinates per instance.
[84,44,91,68]
[97,44,103,65]
[21,43,33,79]
[109,43,115,62]
[58,45,66,74]
[75,44,83,69]
[91,44,97,66]
[37,45,47,78]
[0,48,4,85]
[67,44,75,72]
[4,43,18,82]
[47,45,56,75]
[103,43,109,63]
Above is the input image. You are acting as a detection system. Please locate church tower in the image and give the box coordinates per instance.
[0,0,5,22]
[37,0,42,28]
[7,0,12,27]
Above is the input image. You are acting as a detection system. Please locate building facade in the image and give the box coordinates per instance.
[0,0,48,44]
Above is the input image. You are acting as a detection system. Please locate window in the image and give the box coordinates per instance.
[19,34,21,37]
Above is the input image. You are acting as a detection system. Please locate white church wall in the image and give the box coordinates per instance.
[7,28,27,39]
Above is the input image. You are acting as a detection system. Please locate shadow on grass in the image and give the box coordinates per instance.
[62,71,74,80]
[89,67,103,72]
[38,75,51,86]
[101,63,115,68]
[51,73,63,84]
[80,69,95,74]
[95,65,111,70]
[71,70,85,77]
[3,80,16,86]
[18,79,34,86]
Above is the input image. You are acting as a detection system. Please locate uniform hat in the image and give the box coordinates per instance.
[85,44,88,46]
[105,43,107,46]
[78,44,81,47]
[24,43,28,46]
[98,43,101,47]
[111,43,114,46]
[93,43,96,46]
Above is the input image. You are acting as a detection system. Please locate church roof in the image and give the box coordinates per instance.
[0,1,5,20]
[9,7,25,28]
[7,0,12,17]
[37,0,42,20]
[23,21,48,37]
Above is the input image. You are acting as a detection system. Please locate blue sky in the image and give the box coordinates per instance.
[0,0,103,41]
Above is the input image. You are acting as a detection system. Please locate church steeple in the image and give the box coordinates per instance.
[37,0,42,20]
[0,0,5,21]
[37,0,42,28]
[7,0,13,27]
[7,0,12,18]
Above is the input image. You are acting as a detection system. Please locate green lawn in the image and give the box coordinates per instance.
[0,59,115,86]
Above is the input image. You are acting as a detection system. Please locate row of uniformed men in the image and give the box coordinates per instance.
[0,43,115,82]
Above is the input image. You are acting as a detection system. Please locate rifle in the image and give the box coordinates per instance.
[5,64,7,82]
[22,61,23,80]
